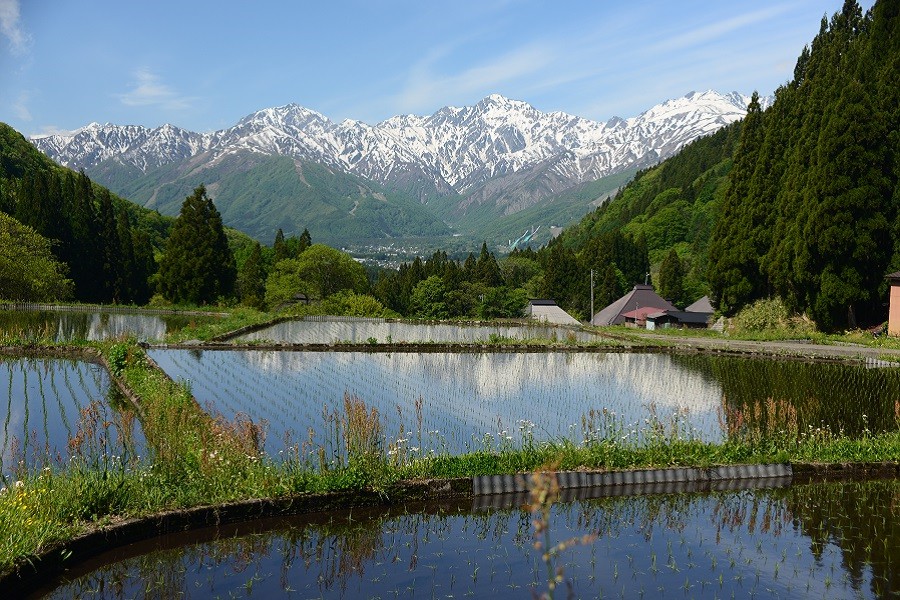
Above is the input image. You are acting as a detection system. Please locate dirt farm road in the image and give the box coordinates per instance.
[619,331,900,365]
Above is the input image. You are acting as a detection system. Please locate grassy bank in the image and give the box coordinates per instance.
[3,340,900,577]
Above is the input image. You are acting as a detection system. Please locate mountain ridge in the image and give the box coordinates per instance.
[31,90,762,246]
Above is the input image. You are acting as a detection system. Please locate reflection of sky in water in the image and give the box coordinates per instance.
[44,482,894,599]
[0,357,142,478]
[149,350,724,455]
[0,311,171,342]
[238,319,598,343]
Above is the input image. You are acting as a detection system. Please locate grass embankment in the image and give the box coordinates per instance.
[160,307,273,343]
[160,307,629,349]
[4,340,900,576]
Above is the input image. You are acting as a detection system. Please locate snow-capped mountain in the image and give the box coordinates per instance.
[31,90,759,243]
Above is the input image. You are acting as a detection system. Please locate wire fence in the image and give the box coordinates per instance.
[0,303,226,316]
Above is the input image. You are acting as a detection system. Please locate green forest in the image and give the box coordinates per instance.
[1,0,897,333]
[553,0,900,331]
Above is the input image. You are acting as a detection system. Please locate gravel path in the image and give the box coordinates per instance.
[618,331,900,363]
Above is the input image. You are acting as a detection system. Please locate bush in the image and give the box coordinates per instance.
[730,298,817,336]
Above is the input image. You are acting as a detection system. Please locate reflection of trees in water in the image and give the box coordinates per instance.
[45,480,900,598]
[782,480,900,597]
[0,310,208,342]
[672,354,900,440]
[1,356,140,478]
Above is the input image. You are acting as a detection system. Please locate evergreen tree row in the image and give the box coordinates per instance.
[707,0,900,330]
[0,168,155,304]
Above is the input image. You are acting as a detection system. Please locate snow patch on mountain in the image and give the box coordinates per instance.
[32,90,759,209]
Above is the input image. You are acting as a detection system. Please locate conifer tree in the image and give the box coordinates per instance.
[158,185,236,305]
[707,92,766,313]
[596,264,622,311]
[66,172,103,301]
[475,242,504,287]
[130,230,155,305]
[273,228,288,262]
[98,189,123,303]
[298,228,312,253]
[658,248,686,308]
[237,241,265,308]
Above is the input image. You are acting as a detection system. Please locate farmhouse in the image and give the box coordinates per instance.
[591,284,676,326]
[526,299,581,326]
[646,296,715,330]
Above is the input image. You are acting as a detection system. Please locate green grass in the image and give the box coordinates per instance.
[161,307,272,343]
[593,322,898,351]
[4,337,900,577]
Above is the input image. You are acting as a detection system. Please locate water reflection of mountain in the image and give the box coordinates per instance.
[238,319,598,344]
[150,350,725,453]
[671,354,900,438]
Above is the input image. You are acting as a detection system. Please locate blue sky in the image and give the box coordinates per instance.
[1,1,867,137]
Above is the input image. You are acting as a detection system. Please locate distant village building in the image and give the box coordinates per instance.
[647,295,715,330]
[591,284,676,326]
[887,272,900,336]
[621,306,663,328]
[592,286,715,330]
[646,310,712,330]
[273,292,311,313]
[685,295,714,313]
[526,299,581,326]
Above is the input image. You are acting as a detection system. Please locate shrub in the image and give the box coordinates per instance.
[730,298,817,336]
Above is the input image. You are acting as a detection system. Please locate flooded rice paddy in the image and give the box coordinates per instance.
[236,318,598,344]
[0,356,143,478]
[40,477,900,599]
[0,309,203,342]
[147,349,900,457]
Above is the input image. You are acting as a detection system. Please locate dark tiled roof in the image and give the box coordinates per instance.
[649,310,712,325]
[685,295,714,313]
[528,299,558,306]
[592,285,677,326]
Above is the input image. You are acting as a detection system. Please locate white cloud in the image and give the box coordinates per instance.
[649,6,791,54]
[117,68,195,110]
[0,0,29,54]
[30,125,77,139]
[395,42,557,113]
[12,90,30,120]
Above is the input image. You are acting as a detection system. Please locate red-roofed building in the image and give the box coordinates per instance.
[621,306,668,328]
[591,284,677,326]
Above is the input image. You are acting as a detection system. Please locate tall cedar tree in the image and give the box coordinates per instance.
[706,0,899,329]
[158,185,236,305]
[658,248,686,308]
[237,241,265,308]
[707,92,765,313]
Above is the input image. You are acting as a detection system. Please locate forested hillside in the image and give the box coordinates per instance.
[115,152,452,245]
[554,121,741,308]
[0,123,380,310]
[0,123,168,303]
[554,0,899,331]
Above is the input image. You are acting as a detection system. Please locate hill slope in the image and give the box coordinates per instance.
[555,0,900,331]
[32,91,757,247]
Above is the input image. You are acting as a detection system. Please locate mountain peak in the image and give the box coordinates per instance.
[475,93,529,110]
[31,89,757,234]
